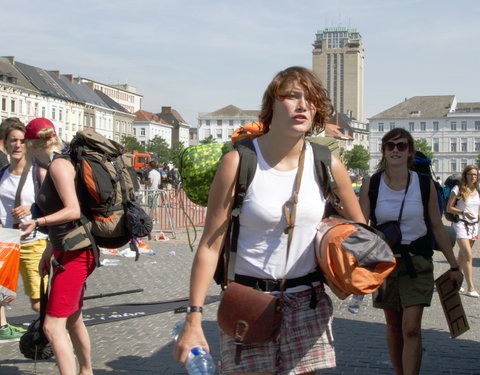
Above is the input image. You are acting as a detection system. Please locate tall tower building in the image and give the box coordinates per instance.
[312,27,364,122]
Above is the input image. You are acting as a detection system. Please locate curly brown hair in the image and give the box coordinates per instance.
[258,66,333,136]
[459,165,479,202]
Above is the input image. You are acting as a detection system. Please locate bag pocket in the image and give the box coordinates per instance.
[62,224,93,251]
[375,220,402,251]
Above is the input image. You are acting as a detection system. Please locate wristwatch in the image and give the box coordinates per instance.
[185,306,203,313]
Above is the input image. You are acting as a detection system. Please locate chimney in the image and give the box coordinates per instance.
[161,106,172,114]
[62,74,73,82]
[5,56,15,64]
[49,70,60,77]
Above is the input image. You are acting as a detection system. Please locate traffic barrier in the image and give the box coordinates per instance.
[137,188,207,239]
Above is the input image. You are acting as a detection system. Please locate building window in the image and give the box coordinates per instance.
[140,128,145,136]
[461,159,468,170]
[42,107,46,117]
[409,122,414,132]
[461,121,467,131]
[59,109,63,121]
[378,123,384,132]
[229,120,234,126]
[433,121,439,131]
[450,121,456,131]
[205,120,210,126]
[228,128,234,136]
[1,98,6,111]
[451,159,457,172]
[52,108,56,120]
[133,128,136,136]
[450,139,457,152]
[389,122,395,130]
[216,129,222,139]
[10,100,15,113]
[475,138,480,152]
[420,122,426,131]
[217,120,222,126]
[461,138,467,152]
[433,138,439,152]
[475,121,480,130]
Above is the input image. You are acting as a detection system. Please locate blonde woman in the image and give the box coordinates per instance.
[20,118,95,375]
[446,165,480,298]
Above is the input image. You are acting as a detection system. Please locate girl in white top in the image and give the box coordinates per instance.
[447,165,480,297]
[359,128,463,375]
[173,66,366,375]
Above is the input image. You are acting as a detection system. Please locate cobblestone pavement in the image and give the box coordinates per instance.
[1,229,479,374]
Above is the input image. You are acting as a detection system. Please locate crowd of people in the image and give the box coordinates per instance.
[0,66,476,375]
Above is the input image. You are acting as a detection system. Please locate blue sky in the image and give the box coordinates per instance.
[2,0,479,126]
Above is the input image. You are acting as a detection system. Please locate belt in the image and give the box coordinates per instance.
[234,269,324,292]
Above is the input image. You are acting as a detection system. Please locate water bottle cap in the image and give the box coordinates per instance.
[191,347,201,356]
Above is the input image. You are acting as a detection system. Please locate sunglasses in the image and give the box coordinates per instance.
[384,141,408,152]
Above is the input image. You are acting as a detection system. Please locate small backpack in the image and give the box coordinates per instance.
[61,129,152,263]
[443,174,461,222]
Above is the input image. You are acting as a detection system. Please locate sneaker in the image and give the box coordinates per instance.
[0,325,24,342]
[460,287,465,293]
[8,323,27,333]
[464,290,480,298]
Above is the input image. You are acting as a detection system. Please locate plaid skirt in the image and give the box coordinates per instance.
[219,285,336,375]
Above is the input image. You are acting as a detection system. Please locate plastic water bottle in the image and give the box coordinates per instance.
[171,319,216,375]
[348,294,365,314]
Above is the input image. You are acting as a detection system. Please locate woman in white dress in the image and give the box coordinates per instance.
[447,165,480,298]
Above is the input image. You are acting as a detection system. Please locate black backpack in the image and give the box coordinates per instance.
[214,138,338,288]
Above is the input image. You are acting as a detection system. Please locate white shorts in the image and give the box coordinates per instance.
[452,221,478,240]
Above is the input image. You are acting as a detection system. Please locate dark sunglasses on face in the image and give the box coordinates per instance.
[384,141,408,152]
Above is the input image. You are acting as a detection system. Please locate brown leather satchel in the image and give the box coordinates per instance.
[217,144,307,364]
[217,281,283,347]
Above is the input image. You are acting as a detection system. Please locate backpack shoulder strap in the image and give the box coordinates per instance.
[417,172,431,224]
[368,171,382,225]
[310,142,337,197]
[224,138,258,284]
[0,165,8,181]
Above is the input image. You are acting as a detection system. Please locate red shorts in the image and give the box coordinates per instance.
[46,249,96,318]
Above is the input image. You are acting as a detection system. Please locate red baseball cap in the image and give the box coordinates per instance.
[24,118,57,140]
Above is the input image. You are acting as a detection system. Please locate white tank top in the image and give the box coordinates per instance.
[451,185,480,223]
[236,139,326,281]
[0,167,48,243]
[375,171,427,243]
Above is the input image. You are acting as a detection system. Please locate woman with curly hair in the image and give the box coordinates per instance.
[173,66,365,374]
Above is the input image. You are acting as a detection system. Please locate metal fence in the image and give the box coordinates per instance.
[137,188,207,239]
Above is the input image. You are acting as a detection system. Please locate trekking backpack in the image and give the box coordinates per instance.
[443,174,461,222]
[62,129,152,262]
[412,151,444,216]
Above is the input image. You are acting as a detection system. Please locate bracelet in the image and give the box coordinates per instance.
[450,266,460,271]
[185,306,203,313]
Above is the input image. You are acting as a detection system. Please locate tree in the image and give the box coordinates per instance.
[343,145,370,172]
[414,138,433,159]
[200,135,216,144]
[169,141,186,166]
[147,136,170,162]
[121,136,144,152]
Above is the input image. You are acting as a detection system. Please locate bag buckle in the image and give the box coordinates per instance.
[234,320,248,343]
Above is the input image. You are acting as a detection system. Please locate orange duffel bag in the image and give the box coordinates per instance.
[315,217,396,299]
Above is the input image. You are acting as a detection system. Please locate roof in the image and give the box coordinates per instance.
[95,89,130,113]
[369,96,456,120]
[134,110,170,125]
[455,102,480,113]
[200,104,259,118]
[156,107,187,125]
[325,123,352,139]
[15,61,71,100]
[0,57,39,92]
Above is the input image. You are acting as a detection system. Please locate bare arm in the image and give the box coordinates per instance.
[358,176,371,223]
[173,150,239,363]
[427,181,463,287]
[330,155,366,224]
